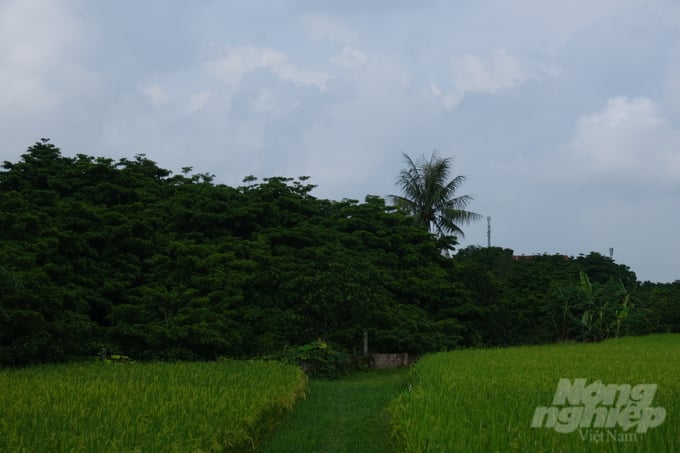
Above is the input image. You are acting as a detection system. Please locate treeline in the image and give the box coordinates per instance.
[1,141,678,366]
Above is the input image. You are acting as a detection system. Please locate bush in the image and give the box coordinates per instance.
[286,340,351,379]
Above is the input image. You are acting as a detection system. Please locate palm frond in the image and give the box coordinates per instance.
[390,151,482,239]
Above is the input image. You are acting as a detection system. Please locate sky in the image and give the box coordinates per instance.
[1,0,679,283]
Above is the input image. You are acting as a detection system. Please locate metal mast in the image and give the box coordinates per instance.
[487,216,491,247]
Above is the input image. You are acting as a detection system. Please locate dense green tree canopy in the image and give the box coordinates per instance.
[0,141,677,366]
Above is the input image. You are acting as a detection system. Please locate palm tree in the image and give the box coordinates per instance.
[390,151,482,241]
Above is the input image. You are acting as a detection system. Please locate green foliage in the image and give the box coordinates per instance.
[100,353,133,364]
[1,141,480,365]
[547,272,635,342]
[1,140,678,367]
[451,246,676,347]
[285,340,351,379]
[390,151,483,241]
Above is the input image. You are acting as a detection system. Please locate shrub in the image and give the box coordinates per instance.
[286,340,351,379]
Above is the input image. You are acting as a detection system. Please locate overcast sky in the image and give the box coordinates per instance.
[2,0,679,283]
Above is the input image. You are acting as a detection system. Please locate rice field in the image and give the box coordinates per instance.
[388,334,680,452]
[0,359,307,452]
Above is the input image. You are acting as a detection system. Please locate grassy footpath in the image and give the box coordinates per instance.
[259,368,409,453]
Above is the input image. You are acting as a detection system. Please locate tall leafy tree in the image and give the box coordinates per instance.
[390,152,482,245]
[2,140,670,365]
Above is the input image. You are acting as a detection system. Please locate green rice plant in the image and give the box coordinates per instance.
[0,359,307,452]
[389,334,680,452]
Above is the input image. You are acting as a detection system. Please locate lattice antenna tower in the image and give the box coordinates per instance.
[487,216,491,248]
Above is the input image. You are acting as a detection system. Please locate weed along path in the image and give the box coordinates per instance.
[258,369,409,453]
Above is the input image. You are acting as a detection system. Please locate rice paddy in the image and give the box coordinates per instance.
[0,360,306,452]
[3,335,679,452]
[388,334,680,452]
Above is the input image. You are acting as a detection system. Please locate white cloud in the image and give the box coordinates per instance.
[662,44,680,118]
[560,96,680,188]
[273,62,331,90]
[429,83,459,110]
[430,49,530,109]
[142,83,169,107]
[187,91,212,113]
[292,54,427,200]
[329,46,368,69]
[253,89,276,113]
[0,0,87,116]
[209,46,331,90]
[302,13,357,43]
[452,49,526,93]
